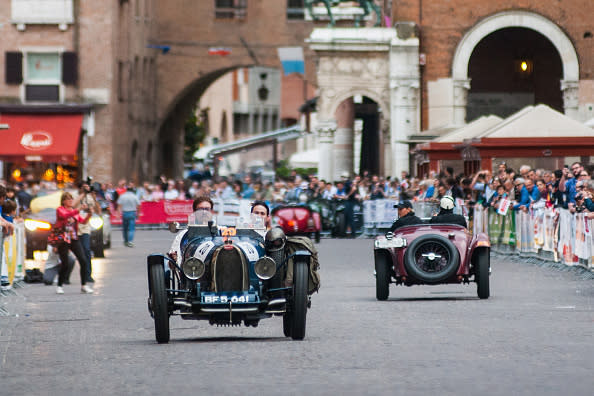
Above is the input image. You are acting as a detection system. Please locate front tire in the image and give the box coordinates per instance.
[149,264,170,343]
[475,248,490,299]
[334,212,346,237]
[375,253,390,300]
[93,244,105,258]
[283,314,292,337]
[290,258,308,340]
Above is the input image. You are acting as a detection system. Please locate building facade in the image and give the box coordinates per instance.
[2,1,592,183]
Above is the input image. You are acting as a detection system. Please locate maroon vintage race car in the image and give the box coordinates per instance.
[373,223,491,299]
[271,204,322,243]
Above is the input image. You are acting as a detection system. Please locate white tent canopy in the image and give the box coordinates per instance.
[434,115,503,143]
[289,148,319,168]
[474,104,594,139]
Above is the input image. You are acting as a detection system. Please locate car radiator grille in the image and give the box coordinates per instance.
[211,245,249,292]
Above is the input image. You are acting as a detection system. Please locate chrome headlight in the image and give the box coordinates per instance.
[254,256,276,280]
[182,257,205,280]
[89,215,104,230]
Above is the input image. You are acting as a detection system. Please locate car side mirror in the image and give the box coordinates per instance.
[168,222,181,233]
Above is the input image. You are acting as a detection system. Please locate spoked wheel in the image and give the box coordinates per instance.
[375,253,390,301]
[475,248,490,299]
[289,258,309,340]
[404,234,459,284]
[149,264,170,343]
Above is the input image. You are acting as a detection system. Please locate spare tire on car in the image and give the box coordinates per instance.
[404,234,459,284]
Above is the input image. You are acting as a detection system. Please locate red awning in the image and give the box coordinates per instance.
[0,113,83,162]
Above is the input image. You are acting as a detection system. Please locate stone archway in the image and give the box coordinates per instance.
[309,28,419,180]
[451,11,580,123]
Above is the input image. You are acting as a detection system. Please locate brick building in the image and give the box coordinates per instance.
[0,0,157,185]
[1,1,592,183]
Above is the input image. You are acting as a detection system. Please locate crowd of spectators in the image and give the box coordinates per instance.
[2,161,594,221]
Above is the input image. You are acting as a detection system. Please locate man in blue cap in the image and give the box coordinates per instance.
[389,200,424,232]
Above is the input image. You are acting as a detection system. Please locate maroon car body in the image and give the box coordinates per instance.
[271,204,322,243]
[374,223,491,299]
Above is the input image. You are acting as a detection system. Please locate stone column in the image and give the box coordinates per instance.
[561,80,579,120]
[333,97,355,179]
[453,79,471,125]
[389,36,420,179]
[381,121,391,177]
[316,121,336,182]
[390,80,419,178]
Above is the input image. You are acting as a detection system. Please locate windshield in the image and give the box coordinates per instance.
[235,213,266,230]
[187,210,214,226]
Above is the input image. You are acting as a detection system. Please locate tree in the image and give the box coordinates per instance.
[184,107,207,163]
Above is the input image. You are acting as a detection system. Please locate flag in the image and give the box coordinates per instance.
[277,47,304,75]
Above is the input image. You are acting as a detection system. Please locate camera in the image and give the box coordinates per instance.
[85,176,95,192]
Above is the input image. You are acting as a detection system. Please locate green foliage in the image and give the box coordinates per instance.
[275,159,318,180]
[184,107,206,163]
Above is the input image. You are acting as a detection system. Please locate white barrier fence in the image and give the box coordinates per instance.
[1,222,26,290]
[474,205,594,270]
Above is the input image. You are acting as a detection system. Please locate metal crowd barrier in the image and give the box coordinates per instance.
[1,222,26,315]
[474,205,594,271]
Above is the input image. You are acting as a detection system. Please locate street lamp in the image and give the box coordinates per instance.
[257,73,269,101]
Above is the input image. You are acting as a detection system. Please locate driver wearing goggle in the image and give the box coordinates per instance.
[167,196,215,264]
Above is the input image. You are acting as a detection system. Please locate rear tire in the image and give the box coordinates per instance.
[475,248,490,299]
[149,264,170,343]
[375,253,390,301]
[290,258,308,340]
[314,231,321,244]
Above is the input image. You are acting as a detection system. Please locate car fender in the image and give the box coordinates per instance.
[147,254,177,293]
[468,232,491,268]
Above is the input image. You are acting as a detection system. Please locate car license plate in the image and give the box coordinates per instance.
[201,292,257,304]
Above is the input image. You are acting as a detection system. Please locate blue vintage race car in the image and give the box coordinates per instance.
[146,211,312,343]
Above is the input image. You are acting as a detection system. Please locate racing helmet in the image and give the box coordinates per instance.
[265,227,287,252]
[440,195,455,210]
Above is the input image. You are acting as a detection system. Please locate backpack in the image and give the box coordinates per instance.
[285,236,321,294]
[24,268,44,283]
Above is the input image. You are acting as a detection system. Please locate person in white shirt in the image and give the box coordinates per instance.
[117,187,141,247]
[164,181,179,200]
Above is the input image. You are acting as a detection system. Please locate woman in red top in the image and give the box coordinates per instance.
[55,192,93,294]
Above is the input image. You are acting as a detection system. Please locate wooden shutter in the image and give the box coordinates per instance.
[62,52,78,85]
[5,52,23,84]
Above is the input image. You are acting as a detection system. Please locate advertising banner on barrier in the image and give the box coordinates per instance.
[110,200,195,225]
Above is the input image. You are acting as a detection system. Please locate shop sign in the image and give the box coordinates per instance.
[20,131,53,151]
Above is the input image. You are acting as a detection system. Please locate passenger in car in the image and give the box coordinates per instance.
[429,196,467,228]
[250,200,271,229]
[390,200,424,232]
